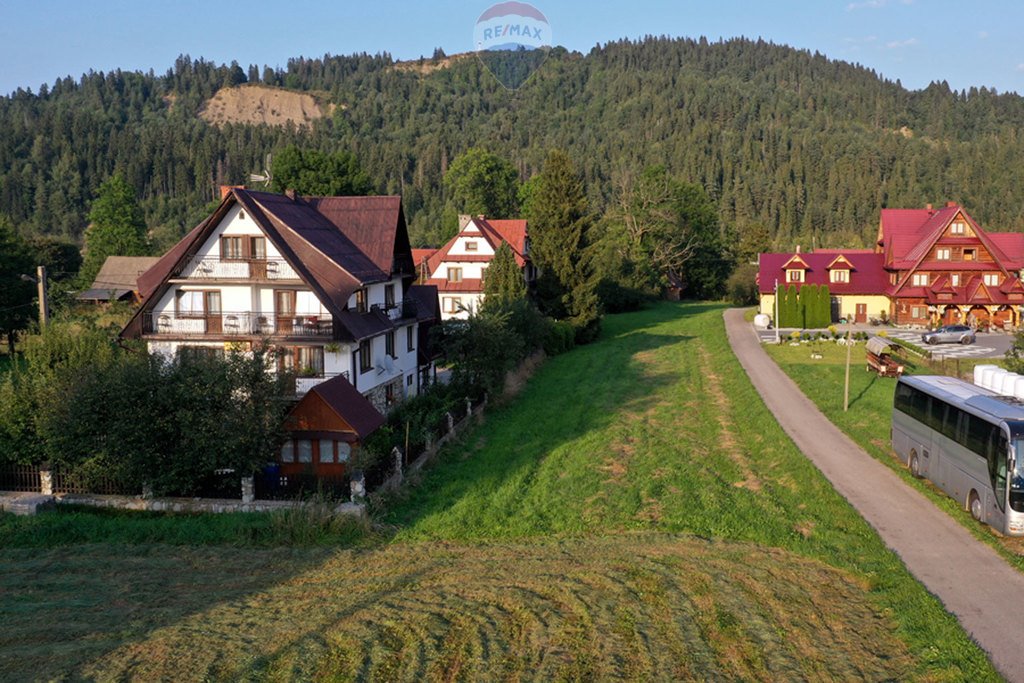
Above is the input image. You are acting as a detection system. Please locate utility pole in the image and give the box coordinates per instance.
[844,319,852,412]
[774,278,780,344]
[36,265,49,327]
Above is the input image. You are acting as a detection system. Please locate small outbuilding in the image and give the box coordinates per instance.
[77,256,159,303]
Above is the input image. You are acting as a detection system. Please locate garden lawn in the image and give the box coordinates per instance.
[0,303,1000,680]
[766,339,1024,569]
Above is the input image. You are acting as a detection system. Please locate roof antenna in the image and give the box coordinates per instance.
[248,153,272,187]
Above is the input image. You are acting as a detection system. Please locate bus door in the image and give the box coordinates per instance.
[985,428,1009,530]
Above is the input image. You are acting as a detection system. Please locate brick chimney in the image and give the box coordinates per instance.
[926,203,933,211]
[946,201,958,208]
[219,184,244,200]
[458,214,473,230]
[795,244,801,253]
[284,188,296,201]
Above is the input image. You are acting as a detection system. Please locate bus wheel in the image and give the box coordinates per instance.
[909,453,921,478]
[969,491,984,523]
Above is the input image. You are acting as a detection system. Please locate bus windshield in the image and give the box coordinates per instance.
[1012,439,1024,512]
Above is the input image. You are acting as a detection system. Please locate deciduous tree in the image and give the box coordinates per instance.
[443,148,520,218]
[81,175,149,285]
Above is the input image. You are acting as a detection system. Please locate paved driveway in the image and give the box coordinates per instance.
[726,309,1024,681]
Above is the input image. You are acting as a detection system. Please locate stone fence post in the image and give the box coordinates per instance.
[446,411,455,433]
[39,468,53,496]
[392,447,404,484]
[350,471,366,504]
[466,397,472,419]
[241,476,255,504]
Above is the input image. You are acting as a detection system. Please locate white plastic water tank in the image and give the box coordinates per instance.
[975,364,998,386]
[1001,373,1019,395]
[990,369,1009,392]
[753,314,771,330]
[982,366,1000,390]
[1013,377,1024,400]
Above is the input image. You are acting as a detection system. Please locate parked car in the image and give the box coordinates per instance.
[921,325,976,345]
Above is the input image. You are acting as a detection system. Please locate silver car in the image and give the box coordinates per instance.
[922,325,976,345]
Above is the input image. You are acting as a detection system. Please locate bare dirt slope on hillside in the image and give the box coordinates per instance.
[199,85,332,128]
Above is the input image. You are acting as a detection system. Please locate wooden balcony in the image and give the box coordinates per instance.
[143,312,334,338]
[171,257,301,282]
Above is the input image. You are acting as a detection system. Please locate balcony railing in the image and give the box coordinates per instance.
[144,312,333,338]
[371,298,418,321]
[173,257,301,281]
[295,371,351,395]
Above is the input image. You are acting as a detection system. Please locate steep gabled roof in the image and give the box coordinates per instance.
[289,374,385,440]
[758,251,887,294]
[780,253,810,269]
[426,216,529,275]
[79,256,160,301]
[306,196,414,276]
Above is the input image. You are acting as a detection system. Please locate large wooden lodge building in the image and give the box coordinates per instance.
[759,202,1024,329]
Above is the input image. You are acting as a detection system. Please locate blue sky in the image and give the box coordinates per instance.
[2,1,1023,96]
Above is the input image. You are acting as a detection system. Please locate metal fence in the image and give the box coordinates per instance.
[254,469,350,501]
[51,468,141,496]
[0,464,41,492]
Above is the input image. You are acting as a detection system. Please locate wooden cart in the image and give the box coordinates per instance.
[865,336,904,377]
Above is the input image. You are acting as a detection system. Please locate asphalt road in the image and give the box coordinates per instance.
[725,308,1024,681]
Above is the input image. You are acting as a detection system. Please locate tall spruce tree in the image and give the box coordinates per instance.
[481,242,526,309]
[0,216,35,354]
[81,174,149,286]
[527,150,601,342]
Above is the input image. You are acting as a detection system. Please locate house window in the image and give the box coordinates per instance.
[319,439,334,464]
[890,273,898,285]
[443,297,461,313]
[337,442,351,463]
[912,273,929,287]
[830,269,849,283]
[951,221,966,235]
[386,331,396,359]
[407,325,415,352]
[280,440,294,463]
[912,306,925,318]
[964,249,976,261]
[385,284,395,308]
[936,248,951,260]
[984,273,1001,286]
[296,346,324,376]
[221,236,244,261]
[296,439,313,464]
[407,374,413,386]
[447,267,463,283]
[359,339,372,373]
[787,269,803,283]
[250,237,266,260]
[355,288,367,313]
[176,290,205,316]
[465,241,478,251]
[385,383,396,406]
[951,274,961,286]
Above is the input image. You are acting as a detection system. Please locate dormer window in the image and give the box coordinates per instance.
[984,273,1001,287]
[787,269,804,283]
[951,221,966,235]
[830,269,849,283]
[951,273,961,286]
[912,273,929,287]
[465,241,478,252]
[936,248,951,260]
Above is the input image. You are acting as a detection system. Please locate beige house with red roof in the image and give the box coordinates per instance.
[420,214,534,319]
[759,202,1024,329]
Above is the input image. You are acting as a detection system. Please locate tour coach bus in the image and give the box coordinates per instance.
[892,375,1024,535]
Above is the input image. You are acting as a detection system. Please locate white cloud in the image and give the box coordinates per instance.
[978,30,990,39]
[885,38,919,49]
[1016,63,1024,72]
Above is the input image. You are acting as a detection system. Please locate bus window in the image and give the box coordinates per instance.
[1012,439,1024,512]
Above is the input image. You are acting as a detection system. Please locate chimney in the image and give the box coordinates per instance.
[284,188,296,201]
[946,201,958,208]
[458,214,473,230]
[219,184,244,200]
[926,203,933,211]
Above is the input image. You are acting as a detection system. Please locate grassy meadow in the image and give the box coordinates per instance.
[0,303,1000,680]
[766,338,1024,569]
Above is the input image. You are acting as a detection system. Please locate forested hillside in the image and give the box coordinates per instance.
[4,36,1024,251]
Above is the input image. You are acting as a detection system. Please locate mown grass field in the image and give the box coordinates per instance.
[766,338,1024,570]
[0,303,999,680]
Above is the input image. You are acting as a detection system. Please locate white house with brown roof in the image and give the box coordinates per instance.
[420,214,534,319]
[121,189,438,416]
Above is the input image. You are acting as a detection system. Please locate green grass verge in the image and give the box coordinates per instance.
[0,303,1000,680]
[765,339,1024,571]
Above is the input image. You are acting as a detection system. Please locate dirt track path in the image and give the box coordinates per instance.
[724,308,1024,681]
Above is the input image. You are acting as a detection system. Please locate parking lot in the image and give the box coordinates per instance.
[754,325,1014,360]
